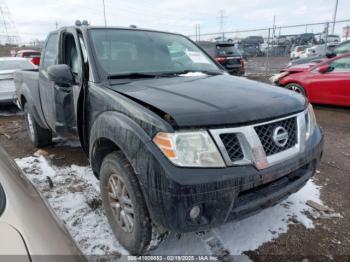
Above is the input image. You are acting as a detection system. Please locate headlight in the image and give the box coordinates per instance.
[305,104,317,140]
[270,71,289,84]
[153,131,225,167]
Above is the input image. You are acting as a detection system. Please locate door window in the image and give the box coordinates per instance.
[329,57,350,72]
[41,33,58,71]
[63,34,82,79]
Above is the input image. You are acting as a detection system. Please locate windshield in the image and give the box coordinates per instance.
[89,29,220,76]
[0,60,35,71]
[216,45,240,56]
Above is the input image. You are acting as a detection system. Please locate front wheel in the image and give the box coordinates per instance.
[285,83,306,97]
[24,104,52,147]
[100,151,153,255]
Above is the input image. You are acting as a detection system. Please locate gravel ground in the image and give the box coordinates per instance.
[0,65,349,260]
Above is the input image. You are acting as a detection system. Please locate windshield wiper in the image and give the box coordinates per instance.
[107,70,223,80]
[158,70,223,76]
[107,72,158,79]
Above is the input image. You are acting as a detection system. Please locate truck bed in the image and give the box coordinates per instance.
[14,69,39,96]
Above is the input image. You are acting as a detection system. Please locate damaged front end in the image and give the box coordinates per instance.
[137,109,324,233]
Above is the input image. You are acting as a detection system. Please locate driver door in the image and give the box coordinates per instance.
[54,30,85,138]
[309,56,350,106]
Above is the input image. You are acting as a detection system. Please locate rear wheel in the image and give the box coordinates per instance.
[285,83,306,96]
[24,104,52,147]
[100,151,153,255]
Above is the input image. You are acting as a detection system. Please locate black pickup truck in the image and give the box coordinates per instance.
[15,25,323,255]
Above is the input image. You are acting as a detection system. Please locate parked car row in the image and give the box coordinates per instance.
[288,40,350,67]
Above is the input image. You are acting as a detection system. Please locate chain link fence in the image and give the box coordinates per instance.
[189,19,350,76]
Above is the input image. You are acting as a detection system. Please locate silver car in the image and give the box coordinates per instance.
[0,147,85,262]
[0,57,36,105]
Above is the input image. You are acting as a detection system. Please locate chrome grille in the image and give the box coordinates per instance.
[210,112,304,169]
[219,133,244,162]
[254,117,297,156]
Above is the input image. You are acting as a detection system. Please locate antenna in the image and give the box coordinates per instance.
[0,0,20,45]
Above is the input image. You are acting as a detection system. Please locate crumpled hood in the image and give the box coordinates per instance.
[283,63,318,73]
[108,75,306,127]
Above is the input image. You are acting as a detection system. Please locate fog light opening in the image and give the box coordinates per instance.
[189,206,201,221]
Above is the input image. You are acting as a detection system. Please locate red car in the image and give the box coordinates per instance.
[16,50,41,66]
[275,53,350,107]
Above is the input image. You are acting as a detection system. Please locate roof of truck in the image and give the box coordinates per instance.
[55,25,182,36]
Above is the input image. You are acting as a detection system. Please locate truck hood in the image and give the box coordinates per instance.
[109,75,306,127]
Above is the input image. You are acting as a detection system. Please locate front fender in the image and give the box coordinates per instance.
[89,111,153,176]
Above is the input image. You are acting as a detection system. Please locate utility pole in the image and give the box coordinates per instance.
[0,7,9,44]
[0,2,19,45]
[55,21,58,29]
[195,24,198,41]
[217,10,227,39]
[195,24,201,41]
[272,15,276,40]
[102,0,107,27]
[332,0,339,34]
[198,24,200,41]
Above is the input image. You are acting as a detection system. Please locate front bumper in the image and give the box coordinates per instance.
[141,126,323,232]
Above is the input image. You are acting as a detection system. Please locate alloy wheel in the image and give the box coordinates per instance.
[108,174,135,233]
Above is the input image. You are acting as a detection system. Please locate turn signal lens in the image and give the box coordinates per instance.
[153,133,176,158]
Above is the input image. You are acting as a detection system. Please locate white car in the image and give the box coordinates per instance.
[300,46,317,58]
[318,34,340,44]
[290,45,308,60]
[0,57,36,105]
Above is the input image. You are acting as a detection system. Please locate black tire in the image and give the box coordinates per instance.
[100,151,152,255]
[24,104,52,147]
[285,83,307,97]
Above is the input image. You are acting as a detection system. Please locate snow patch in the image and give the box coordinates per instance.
[16,156,127,256]
[16,156,322,256]
[179,72,207,77]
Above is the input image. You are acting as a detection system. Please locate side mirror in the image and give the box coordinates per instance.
[47,64,74,87]
[326,52,336,59]
[318,64,331,74]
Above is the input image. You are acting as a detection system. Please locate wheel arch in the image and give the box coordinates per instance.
[283,82,308,97]
[89,111,153,179]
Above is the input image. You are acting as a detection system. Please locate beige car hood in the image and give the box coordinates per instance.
[0,222,30,261]
[0,148,84,262]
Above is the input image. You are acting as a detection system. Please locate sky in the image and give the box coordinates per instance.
[2,0,350,43]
